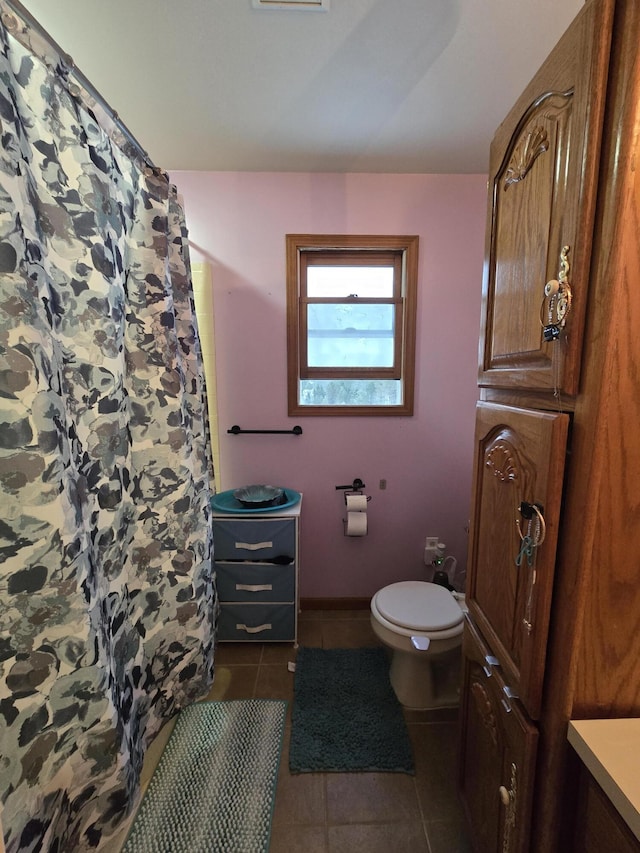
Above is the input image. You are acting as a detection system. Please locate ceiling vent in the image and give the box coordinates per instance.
[252,0,330,10]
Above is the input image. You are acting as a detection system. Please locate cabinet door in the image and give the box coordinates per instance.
[478,0,614,394]
[572,762,640,853]
[459,619,538,853]
[466,402,568,719]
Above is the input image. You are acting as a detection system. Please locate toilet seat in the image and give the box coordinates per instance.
[372,581,463,639]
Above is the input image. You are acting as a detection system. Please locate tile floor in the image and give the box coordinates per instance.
[118,609,473,853]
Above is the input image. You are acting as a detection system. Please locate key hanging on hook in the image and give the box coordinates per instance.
[515,502,546,567]
[515,535,535,567]
[516,502,546,634]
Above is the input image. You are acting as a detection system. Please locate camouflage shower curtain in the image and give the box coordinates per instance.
[0,7,216,851]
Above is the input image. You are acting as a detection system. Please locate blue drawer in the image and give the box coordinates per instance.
[215,561,295,602]
[217,603,295,641]
[213,518,295,561]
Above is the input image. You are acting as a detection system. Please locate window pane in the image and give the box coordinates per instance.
[286,234,418,415]
[307,266,394,298]
[307,303,394,368]
[299,379,402,406]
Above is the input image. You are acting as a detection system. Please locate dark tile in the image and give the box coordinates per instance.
[425,818,473,853]
[273,729,327,827]
[297,619,324,647]
[321,619,380,649]
[328,821,430,852]
[342,610,371,620]
[204,664,258,700]
[410,722,465,823]
[326,772,421,824]
[269,824,328,853]
[261,642,298,665]
[214,642,263,665]
[298,610,329,621]
[255,663,295,703]
[322,610,371,621]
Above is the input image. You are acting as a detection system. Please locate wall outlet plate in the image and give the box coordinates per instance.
[425,536,439,549]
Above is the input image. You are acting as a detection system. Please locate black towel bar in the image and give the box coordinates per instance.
[227,424,303,436]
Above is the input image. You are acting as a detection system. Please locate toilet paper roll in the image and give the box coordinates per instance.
[346,494,369,511]
[346,510,368,537]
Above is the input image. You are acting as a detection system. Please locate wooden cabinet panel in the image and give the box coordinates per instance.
[571,762,640,853]
[459,618,538,853]
[478,0,614,394]
[466,402,568,719]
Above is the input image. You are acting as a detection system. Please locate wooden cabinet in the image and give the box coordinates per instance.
[567,720,640,852]
[571,761,640,853]
[459,1,640,851]
[478,0,612,396]
[212,501,301,643]
[466,402,567,719]
[459,618,538,853]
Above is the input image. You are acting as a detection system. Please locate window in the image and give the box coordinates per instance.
[286,234,418,415]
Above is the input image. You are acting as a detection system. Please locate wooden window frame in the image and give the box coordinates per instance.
[286,234,418,416]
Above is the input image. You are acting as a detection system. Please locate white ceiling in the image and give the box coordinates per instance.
[19,0,583,174]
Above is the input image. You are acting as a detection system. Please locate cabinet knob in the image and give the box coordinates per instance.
[499,785,511,806]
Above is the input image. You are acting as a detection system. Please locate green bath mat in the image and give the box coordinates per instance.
[123,699,286,853]
[289,646,414,774]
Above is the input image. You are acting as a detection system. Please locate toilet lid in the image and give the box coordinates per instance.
[375,581,463,632]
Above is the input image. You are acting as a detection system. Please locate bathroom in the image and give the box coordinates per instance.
[2,2,597,852]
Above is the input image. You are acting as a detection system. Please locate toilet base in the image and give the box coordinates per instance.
[370,613,462,710]
[388,646,461,710]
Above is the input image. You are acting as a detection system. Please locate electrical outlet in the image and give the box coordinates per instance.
[379,479,387,490]
[425,536,439,549]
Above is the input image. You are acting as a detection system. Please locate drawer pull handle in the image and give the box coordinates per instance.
[483,654,500,677]
[236,584,273,592]
[236,623,272,634]
[235,541,273,551]
[501,685,518,713]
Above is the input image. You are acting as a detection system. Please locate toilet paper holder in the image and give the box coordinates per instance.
[338,479,370,536]
[335,478,371,505]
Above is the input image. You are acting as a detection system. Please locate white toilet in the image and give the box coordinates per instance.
[370,580,466,710]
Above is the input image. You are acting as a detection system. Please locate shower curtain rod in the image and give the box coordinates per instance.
[1,0,156,170]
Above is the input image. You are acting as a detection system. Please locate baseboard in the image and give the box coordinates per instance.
[300,597,371,611]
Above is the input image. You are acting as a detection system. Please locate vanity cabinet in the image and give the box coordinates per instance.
[212,500,301,643]
[459,618,538,853]
[571,767,640,853]
[465,402,568,721]
[567,720,640,853]
[458,1,640,851]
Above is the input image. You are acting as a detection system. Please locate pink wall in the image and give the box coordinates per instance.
[172,171,487,599]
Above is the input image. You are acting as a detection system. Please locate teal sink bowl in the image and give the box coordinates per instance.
[211,488,301,514]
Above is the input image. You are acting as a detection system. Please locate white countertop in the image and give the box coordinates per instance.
[568,718,640,842]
